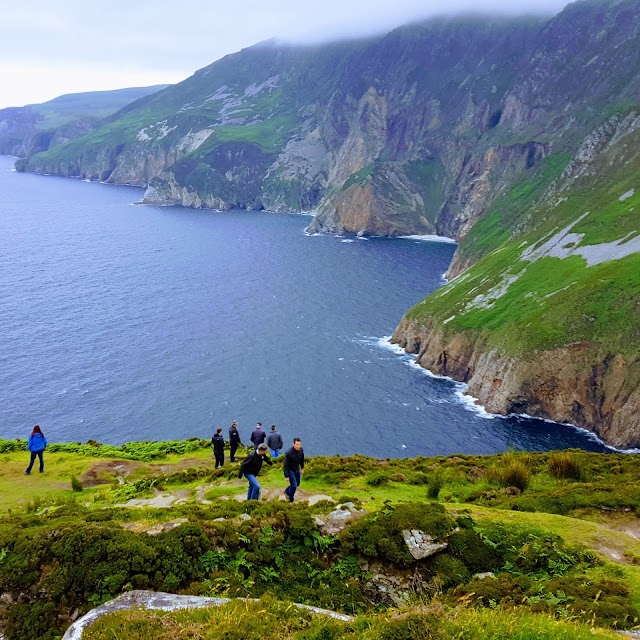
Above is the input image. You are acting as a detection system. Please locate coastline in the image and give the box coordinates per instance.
[376,336,635,454]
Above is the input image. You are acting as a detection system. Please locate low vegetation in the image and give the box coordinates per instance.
[1,439,640,638]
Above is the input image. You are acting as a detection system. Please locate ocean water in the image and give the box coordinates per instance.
[0,156,609,457]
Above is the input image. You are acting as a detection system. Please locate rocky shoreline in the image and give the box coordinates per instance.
[391,317,640,450]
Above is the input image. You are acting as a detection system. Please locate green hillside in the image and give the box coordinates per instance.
[406,121,640,357]
[2,439,640,638]
[27,86,171,130]
[0,85,170,157]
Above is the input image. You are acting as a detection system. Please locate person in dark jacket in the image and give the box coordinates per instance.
[266,425,283,458]
[283,438,305,503]
[212,428,225,468]
[250,423,266,450]
[228,420,242,462]
[24,425,47,475]
[238,443,272,500]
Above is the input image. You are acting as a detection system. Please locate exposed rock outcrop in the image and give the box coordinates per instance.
[392,318,640,448]
[62,591,354,639]
[18,1,640,238]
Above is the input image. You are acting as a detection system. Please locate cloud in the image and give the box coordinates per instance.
[0,0,571,108]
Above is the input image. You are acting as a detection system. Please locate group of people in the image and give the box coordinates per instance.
[22,421,304,503]
[211,421,305,502]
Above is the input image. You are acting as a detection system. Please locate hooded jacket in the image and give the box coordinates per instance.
[212,433,225,453]
[28,432,47,452]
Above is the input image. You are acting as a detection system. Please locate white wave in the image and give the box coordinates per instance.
[285,210,315,217]
[510,410,640,453]
[453,387,494,419]
[400,234,457,245]
[340,239,355,243]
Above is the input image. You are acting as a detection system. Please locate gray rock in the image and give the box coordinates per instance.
[401,529,448,560]
[474,572,495,580]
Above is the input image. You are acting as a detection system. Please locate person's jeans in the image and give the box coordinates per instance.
[214,451,224,468]
[285,469,301,502]
[230,443,238,462]
[270,448,280,458]
[25,450,44,474]
[245,474,261,500]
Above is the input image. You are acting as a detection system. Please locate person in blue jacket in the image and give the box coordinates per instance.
[24,425,47,475]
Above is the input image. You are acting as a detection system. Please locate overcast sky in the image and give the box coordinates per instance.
[1,0,572,109]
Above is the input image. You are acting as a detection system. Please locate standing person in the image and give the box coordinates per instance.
[212,428,225,469]
[229,420,242,462]
[283,438,305,503]
[24,425,47,475]
[250,423,266,450]
[238,443,272,500]
[266,425,283,458]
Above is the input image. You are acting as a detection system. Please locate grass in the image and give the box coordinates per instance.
[81,595,623,639]
[405,124,640,358]
[3,442,640,637]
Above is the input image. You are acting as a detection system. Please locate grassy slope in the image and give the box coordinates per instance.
[24,46,312,170]
[5,441,640,638]
[406,121,640,357]
[26,86,170,130]
[83,599,622,640]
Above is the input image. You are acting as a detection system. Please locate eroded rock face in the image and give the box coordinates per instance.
[20,1,640,238]
[392,318,640,448]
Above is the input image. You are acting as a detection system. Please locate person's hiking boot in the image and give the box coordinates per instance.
[24,470,30,475]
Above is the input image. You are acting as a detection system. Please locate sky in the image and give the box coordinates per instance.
[1,0,572,109]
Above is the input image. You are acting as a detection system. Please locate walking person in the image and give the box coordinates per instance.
[250,422,266,450]
[266,425,283,458]
[283,438,305,503]
[24,425,47,475]
[212,428,225,469]
[238,443,272,500]
[229,420,242,462]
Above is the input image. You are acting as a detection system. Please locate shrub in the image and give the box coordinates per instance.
[341,502,457,566]
[427,471,445,499]
[366,472,389,487]
[548,452,583,481]
[488,457,530,491]
[70,475,83,492]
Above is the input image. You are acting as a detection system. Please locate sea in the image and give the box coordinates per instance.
[0,155,611,457]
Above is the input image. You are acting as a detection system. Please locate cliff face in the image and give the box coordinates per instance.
[392,113,640,447]
[393,319,640,448]
[17,1,640,241]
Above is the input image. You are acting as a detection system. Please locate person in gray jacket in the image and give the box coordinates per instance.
[266,424,283,458]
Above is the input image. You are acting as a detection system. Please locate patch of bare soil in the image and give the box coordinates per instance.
[80,457,215,487]
[80,460,141,487]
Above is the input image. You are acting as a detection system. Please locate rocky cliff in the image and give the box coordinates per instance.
[17,1,640,241]
[393,111,640,447]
